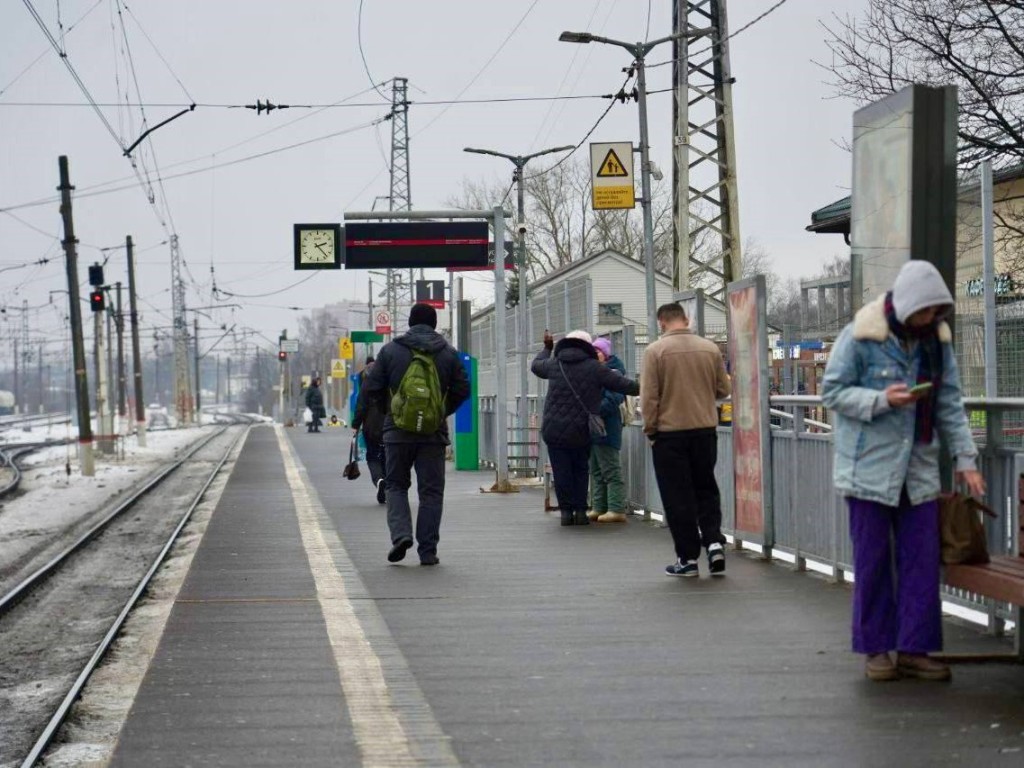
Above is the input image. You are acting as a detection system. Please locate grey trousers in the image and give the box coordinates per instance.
[385,442,446,557]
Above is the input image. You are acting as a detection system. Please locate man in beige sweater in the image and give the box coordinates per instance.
[642,303,731,578]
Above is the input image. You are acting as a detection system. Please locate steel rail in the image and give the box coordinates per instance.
[19,416,254,767]
[0,441,67,498]
[0,422,233,616]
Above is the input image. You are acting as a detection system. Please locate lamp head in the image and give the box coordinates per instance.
[558,31,592,43]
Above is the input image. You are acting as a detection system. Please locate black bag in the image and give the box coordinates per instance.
[558,360,606,438]
[342,438,361,480]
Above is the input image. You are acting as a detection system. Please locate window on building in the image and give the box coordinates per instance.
[598,303,623,324]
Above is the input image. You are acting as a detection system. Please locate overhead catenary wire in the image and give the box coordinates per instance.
[647,0,791,68]
[356,0,391,102]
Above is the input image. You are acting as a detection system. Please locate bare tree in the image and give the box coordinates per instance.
[821,1,1024,170]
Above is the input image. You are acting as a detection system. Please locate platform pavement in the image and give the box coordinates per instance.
[110,425,1024,767]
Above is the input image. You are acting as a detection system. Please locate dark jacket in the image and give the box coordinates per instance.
[304,383,324,416]
[364,325,470,444]
[532,338,639,449]
[352,366,386,444]
[593,353,626,450]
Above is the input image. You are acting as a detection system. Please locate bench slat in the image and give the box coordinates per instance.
[946,556,1024,606]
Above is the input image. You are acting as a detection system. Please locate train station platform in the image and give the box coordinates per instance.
[109,425,1024,767]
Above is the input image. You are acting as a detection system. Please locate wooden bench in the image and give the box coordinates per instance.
[942,475,1024,661]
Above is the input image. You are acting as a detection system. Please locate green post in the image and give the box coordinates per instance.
[454,354,478,470]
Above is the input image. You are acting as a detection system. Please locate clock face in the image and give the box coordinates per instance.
[293,223,342,270]
[299,228,335,263]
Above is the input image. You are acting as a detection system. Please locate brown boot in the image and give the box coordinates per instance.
[597,511,628,523]
[586,510,602,521]
[897,653,951,681]
[864,653,899,681]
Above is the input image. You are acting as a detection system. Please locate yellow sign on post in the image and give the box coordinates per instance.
[338,337,353,360]
[590,141,635,210]
[300,374,311,389]
[331,359,346,379]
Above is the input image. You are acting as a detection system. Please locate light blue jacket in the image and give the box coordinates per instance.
[821,296,977,507]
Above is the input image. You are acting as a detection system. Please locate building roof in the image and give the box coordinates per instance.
[807,161,1024,236]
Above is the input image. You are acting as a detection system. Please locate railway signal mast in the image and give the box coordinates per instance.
[169,234,193,425]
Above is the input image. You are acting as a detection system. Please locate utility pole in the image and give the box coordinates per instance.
[126,235,146,446]
[115,282,127,422]
[169,234,193,425]
[12,339,18,415]
[95,294,112,453]
[982,160,998,399]
[58,156,94,476]
[389,76,411,329]
[194,316,201,416]
[37,342,43,414]
[226,356,232,405]
[672,0,742,299]
[106,295,114,430]
[20,300,29,412]
[558,29,684,339]
[463,144,573,436]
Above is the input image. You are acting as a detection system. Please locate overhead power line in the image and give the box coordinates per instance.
[647,0,791,68]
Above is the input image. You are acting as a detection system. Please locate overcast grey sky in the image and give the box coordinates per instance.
[1,0,863,356]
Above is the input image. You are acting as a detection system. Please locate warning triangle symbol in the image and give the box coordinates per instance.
[596,148,629,177]
[332,360,344,373]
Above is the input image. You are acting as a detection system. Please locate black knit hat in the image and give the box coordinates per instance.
[408,303,437,329]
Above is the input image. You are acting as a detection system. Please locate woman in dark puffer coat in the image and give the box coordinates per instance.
[532,330,640,526]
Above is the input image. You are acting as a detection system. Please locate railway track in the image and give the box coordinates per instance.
[0,414,255,767]
[0,441,67,499]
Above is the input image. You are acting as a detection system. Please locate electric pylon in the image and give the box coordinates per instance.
[673,0,742,300]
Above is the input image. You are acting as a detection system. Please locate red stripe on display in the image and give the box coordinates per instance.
[345,238,488,247]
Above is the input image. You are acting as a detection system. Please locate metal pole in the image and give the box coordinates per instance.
[673,1,690,289]
[194,316,201,416]
[105,298,114,437]
[12,339,18,415]
[492,206,513,491]
[515,161,530,436]
[635,52,659,340]
[982,160,998,399]
[115,282,127,421]
[226,357,232,405]
[95,308,111,453]
[126,235,146,445]
[58,156,94,474]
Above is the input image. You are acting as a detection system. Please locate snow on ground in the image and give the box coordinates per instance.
[0,425,216,581]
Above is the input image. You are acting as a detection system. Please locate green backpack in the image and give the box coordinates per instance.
[391,349,446,434]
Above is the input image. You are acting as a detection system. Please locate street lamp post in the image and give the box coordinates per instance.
[463,144,573,439]
[558,30,682,341]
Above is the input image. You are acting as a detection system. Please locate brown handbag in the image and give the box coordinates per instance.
[939,493,996,565]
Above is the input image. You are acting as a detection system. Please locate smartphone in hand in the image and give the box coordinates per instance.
[908,382,934,395]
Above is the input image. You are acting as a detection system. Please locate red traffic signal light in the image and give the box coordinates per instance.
[89,290,105,312]
[278,350,287,361]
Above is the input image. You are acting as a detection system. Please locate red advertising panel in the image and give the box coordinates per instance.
[727,276,772,545]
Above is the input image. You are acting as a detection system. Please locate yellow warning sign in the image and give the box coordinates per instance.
[596,148,629,177]
[331,358,347,379]
[338,337,353,360]
[301,375,311,389]
[590,141,635,210]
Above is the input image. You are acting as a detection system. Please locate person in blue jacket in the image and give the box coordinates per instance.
[587,337,629,523]
[822,260,984,683]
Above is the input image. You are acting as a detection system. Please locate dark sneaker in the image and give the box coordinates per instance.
[560,510,574,526]
[376,479,386,505]
[420,554,440,566]
[387,537,413,563]
[707,543,726,576]
[665,559,699,578]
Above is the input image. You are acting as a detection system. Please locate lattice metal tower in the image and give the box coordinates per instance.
[388,77,412,326]
[673,0,742,300]
[20,300,29,412]
[169,234,193,424]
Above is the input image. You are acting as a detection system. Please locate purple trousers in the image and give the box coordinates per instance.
[848,495,942,655]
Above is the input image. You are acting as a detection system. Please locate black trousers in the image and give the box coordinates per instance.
[547,444,590,513]
[385,442,446,558]
[651,429,725,561]
[364,437,386,486]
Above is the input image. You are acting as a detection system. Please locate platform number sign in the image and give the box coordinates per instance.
[415,280,446,309]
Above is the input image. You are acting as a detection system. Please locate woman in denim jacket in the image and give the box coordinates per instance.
[822,260,984,682]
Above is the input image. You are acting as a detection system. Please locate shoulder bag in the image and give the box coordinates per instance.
[558,360,606,438]
[939,493,996,565]
[342,437,361,480]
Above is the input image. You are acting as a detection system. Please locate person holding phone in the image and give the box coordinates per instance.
[823,260,983,682]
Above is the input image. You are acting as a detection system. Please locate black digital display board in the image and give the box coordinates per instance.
[344,221,489,269]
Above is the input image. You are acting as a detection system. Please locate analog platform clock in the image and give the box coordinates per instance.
[293,223,343,270]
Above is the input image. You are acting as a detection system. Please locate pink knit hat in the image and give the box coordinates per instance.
[592,337,612,357]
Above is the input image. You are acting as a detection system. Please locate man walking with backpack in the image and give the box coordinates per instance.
[363,304,470,565]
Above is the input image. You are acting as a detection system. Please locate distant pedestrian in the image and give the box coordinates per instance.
[363,304,470,565]
[305,377,325,433]
[532,330,639,527]
[822,260,983,682]
[642,303,731,577]
[352,355,387,504]
[587,337,628,523]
